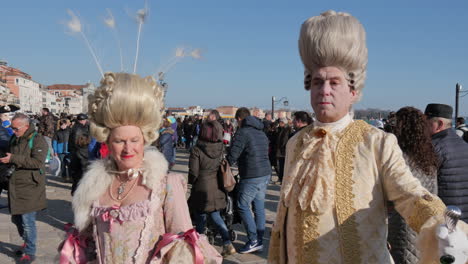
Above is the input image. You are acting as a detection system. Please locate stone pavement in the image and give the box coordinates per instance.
[0,149,280,263]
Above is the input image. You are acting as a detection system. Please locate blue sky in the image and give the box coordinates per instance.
[2,0,468,115]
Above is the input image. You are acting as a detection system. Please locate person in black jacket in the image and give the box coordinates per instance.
[227,107,271,254]
[68,113,90,195]
[425,103,468,222]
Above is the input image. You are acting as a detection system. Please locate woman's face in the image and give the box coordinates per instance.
[108,125,145,171]
[208,114,217,121]
[309,66,357,123]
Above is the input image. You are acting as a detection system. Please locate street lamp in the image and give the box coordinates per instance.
[158,72,169,100]
[271,96,289,120]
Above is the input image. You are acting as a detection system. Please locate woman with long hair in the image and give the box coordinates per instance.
[387,106,439,264]
[188,121,236,257]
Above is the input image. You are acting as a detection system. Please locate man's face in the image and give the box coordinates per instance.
[293,118,305,129]
[11,119,29,137]
[41,110,47,116]
[310,66,357,123]
[426,118,444,135]
[78,119,87,126]
[0,113,9,122]
[265,114,272,121]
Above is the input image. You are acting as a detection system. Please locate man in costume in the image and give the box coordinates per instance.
[268,10,468,264]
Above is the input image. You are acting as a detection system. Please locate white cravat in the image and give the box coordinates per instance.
[315,114,353,133]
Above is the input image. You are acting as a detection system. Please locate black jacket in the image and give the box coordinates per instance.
[432,128,468,222]
[227,116,271,179]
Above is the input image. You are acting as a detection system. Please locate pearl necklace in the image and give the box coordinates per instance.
[109,172,140,201]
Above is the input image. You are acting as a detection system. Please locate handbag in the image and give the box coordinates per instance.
[218,158,236,192]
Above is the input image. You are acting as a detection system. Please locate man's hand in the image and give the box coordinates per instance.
[0,153,12,164]
[437,224,468,264]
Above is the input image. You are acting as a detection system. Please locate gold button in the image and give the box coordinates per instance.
[423,194,433,201]
[315,128,327,137]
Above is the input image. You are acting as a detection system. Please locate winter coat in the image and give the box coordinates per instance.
[183,122,195,140]
[227,116,271,179]
[69,122,90,160]
[8,125,48,215]
[0,125,10,150]
[275,126,293,158]
[432,128,468,222]
[52,128,70,154]
[188,140,226,213]
[38,113,56,138]
[158,128,175,163]
[387,156,437,264]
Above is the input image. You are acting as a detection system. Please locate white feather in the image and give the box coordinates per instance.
[104,8,115,29]
[66,9,82,33]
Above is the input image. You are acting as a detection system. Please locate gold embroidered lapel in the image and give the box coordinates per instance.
[334,120,371,264]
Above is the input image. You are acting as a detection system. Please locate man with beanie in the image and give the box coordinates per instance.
[425,103,468,223]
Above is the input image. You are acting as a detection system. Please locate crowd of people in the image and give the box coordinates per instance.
[0,8,468,264]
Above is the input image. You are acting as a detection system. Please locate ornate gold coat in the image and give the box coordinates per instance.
[268,117,451,264]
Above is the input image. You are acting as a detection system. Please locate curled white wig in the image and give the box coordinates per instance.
[88,72,165,145]
[299,10,368,97]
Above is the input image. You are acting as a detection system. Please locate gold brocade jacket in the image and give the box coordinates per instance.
[268,119,449,264]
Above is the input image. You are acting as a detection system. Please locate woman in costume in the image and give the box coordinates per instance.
[387,107,438,263]
[62,72,221,264]
[188,120,236,257]
[268,10,468,264]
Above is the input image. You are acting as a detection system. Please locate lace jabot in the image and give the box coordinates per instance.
[281,114,353,214]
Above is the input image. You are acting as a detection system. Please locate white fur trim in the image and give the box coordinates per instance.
[72,148,169,231]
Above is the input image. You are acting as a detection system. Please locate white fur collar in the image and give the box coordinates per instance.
[72,147,169,231]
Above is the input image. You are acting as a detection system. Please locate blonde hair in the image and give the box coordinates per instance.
[299,10,368,97]
[88,72,165,145]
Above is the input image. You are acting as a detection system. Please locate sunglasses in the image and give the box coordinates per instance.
[10,125,25,132]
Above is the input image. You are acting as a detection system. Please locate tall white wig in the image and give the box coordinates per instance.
[299,10,368,97]
[88,72,165,145]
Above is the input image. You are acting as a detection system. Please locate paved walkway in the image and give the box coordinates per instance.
[0,149,279,263]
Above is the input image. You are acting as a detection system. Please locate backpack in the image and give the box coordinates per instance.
[29,132,51,163]
[457,127,468,143]
[463,131,468,143]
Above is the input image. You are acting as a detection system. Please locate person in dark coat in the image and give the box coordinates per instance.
[176,117,184,147]
[188,121,236,257]
[0,113,48,262]
[0,122,11,208]
[68,113,90,195]
[227,107,271,254]
[275,118,292,184]
[53,119,70,180]
[425,103,468,222]
[387,107,439,264]
[183,117,195,150]
[157,120,175,168]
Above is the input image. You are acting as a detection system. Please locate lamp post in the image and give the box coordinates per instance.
[271,96,289,120]
[455,83,461,120]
